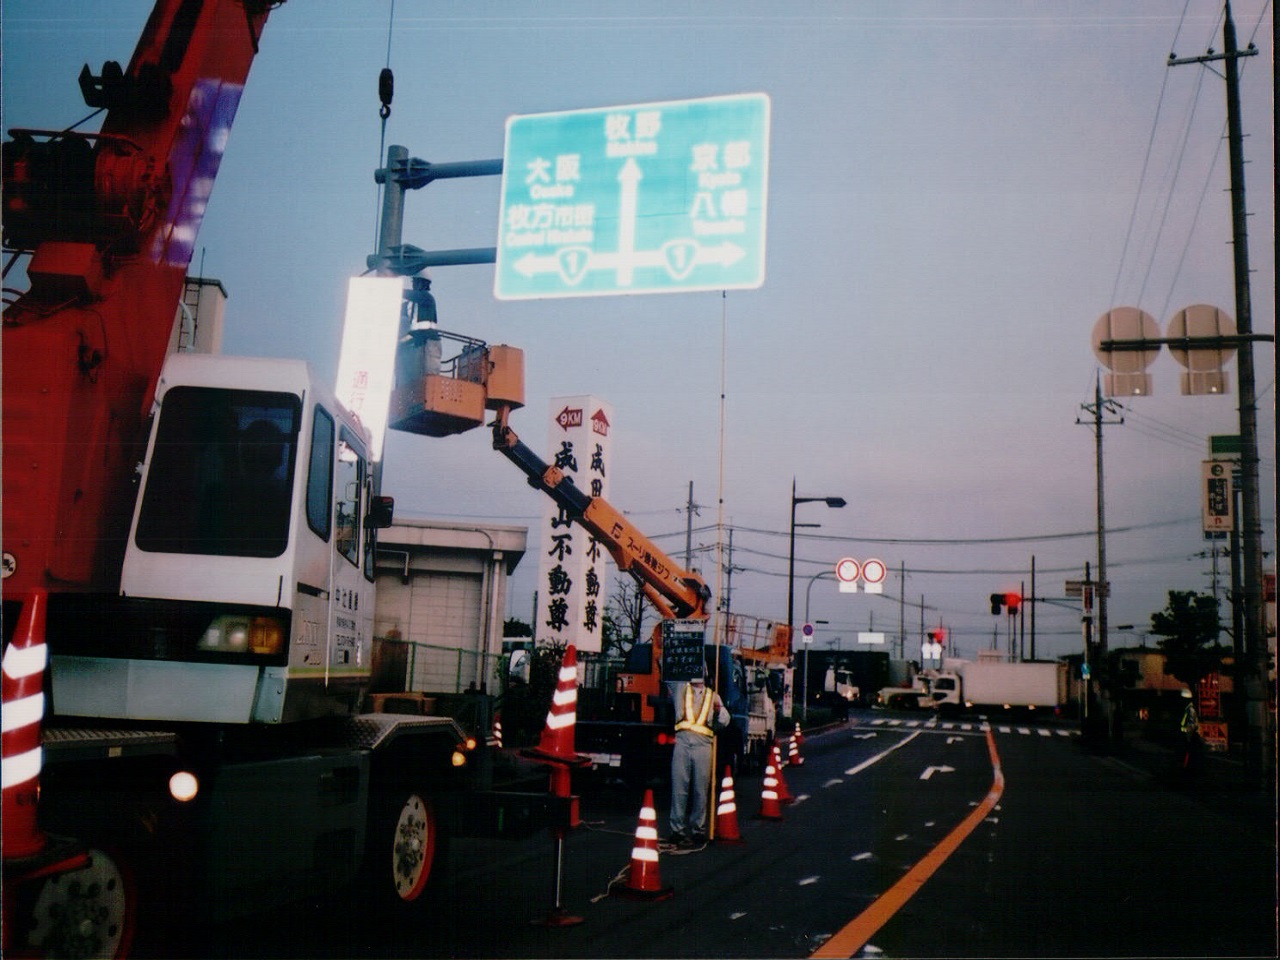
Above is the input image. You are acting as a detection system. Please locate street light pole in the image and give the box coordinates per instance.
[802,572,836,723]
[786,479,846,719]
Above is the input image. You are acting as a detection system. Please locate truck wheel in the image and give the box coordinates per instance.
[26,847,136,959]
[367,790,439,905]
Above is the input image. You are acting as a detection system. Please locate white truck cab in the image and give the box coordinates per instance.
[51,354,387,724]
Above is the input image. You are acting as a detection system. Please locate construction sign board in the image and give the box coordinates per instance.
[661,619,707,682]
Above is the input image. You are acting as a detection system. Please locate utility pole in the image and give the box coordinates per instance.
[898,561,906,660]
[1078,375,1124,746]
[1030,556,1037,661]
[720,526,736,618]
[1170,2,1270,780]
[683,480,699,569]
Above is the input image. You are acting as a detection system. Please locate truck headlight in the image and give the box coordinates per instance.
[198,614,285,655]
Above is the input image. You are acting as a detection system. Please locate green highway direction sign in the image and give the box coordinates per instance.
[494,93,770,300]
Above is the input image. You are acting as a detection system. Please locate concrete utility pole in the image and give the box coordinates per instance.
[1075,378,1126,747]
[683,481,699,569]
[1170,3,1270,780]
[1078,376,1124,746]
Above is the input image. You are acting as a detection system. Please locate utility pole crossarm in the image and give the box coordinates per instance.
[1167,46,1258,67]
[1097,334,1273,352]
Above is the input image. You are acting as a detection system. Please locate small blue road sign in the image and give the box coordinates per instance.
[494,93,770,300]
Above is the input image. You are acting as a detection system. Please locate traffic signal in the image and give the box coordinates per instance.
[1005,593,1021,616]
[989,594,1004,615]
[927,628,947,645]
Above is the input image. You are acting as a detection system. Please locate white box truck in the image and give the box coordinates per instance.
[928,657,1067,716]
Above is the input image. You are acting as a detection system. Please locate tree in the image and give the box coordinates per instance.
[503,617,532,638]
[603,575,652,657]
[1149,590,1225,690]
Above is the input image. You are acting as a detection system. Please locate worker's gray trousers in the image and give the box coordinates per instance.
[669,732,713,838]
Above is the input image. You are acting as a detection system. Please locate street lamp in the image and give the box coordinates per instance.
[802,570,836,722]
[787,479,846,716]
[787,481,846,631]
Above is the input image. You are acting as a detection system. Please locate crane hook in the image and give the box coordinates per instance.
[379,67,394,120]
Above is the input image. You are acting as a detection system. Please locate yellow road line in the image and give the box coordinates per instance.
[810,728,1005,959]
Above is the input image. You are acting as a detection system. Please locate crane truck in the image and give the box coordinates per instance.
[2,4,547,956]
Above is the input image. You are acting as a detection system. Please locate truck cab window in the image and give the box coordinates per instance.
[307,406,335,540]
[135,387,299,557]
[334,428,365,567]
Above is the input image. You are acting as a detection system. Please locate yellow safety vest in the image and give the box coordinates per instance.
[675,684,715,738]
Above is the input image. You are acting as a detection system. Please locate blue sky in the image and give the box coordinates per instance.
[3,1,1274,662]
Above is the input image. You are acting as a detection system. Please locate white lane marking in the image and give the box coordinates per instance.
[844,730,922,776]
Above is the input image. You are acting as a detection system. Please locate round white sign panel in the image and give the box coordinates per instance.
[862,558,887,584]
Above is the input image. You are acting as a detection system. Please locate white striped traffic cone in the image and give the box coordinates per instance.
[616,789,673,900]
[757,755,784,821]
[3,591,49,859]
[523,645,584,766]
[788,733,804,766]
[715,766,744,842]
[773,744,795,803]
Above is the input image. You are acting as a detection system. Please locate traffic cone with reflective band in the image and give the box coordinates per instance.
[488,711,504,749]
[714,766,744,842]
[616,789,673,900]
[3,591,49,860]
[757,755,784,821]
[772,744,795,803]
[787,733,804,766]
[523,645,587,766]
[793,722,805,745]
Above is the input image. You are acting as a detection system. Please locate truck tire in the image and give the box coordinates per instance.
[364,788,442,907]
[24,846,137,959]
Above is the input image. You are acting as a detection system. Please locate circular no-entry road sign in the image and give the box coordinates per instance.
[862,558,886,585]
[836,557,860,583]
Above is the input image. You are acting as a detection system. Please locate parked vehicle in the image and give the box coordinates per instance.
[927,656,1068,716]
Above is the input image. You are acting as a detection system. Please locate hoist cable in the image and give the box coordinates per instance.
[373,0,397,257]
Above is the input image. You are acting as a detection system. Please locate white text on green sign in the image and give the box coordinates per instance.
[494,93,770,300]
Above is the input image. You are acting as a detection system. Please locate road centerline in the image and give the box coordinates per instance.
[811,727,1006,959]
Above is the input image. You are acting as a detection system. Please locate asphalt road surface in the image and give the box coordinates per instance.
[196,712,1277,959]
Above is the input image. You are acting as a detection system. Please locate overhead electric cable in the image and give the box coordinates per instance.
[1108,0,1190,307]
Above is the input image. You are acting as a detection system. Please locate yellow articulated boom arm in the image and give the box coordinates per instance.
[490,405,710,623]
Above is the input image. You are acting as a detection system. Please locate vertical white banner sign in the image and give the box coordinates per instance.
[535,396,613,652]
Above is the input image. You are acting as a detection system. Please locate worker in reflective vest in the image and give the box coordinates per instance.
[668,674,729,847]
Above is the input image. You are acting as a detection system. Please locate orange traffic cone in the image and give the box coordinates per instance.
[3,591,49,860]
[714,766,744,842]
[615,789,673,900]
[773,744,795,803]
[793,721,805,745]
[787,733,804,766]
[488,711,504,749]
[522,645,587,766]
[757,755,784,821]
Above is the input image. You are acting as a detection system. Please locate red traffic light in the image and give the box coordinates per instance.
[1004,593,1022,615]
